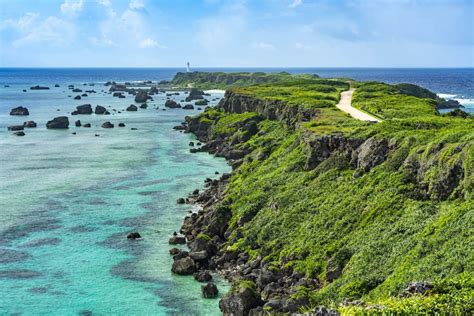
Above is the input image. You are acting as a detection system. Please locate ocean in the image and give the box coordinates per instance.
[0,67,472,315]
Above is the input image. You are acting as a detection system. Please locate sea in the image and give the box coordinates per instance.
[0,67,472,315]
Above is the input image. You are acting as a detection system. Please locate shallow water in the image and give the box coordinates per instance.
[0,82,230,315]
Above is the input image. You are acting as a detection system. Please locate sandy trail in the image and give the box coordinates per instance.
[336,89,381,122]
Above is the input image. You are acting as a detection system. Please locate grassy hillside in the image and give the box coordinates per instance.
[163,71,319,89]
[185,78,473,314]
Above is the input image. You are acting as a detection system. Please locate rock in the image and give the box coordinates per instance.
[202,282,219,298]
[72,132,76,135]
[118,123,126,127]
[55,84,60,87]
[95,105,107,114]
[74,95,81,100]
[72,104,93,115]
[171,257,195,275]
[169,236,186,245]
[195,100,209,106]
[219,281,262,315]
[8,125,24,131]
[30,85,49,90]
[165,100,181,108]
[140,103,148,109]
[10,106,29,116]
[185,88,204,102]
[126,104,138,111]
[189,142,195,146]
[176,198,186,204]
[194,271,212,282]
[183,104,194,110]
[14,131,26,136]
[101,121,114,128]
[169,248,181,256]
[113,92,123,97]
[23,121,37,128]
[72,88,82,93]
[189,251,208,261]
[83,123,91,128]
[75,120,82,127]
[127,232,142,240]
[46,116,69,129]
[131,127,138,130]
[135,91,148,103]
[400,281,434,297]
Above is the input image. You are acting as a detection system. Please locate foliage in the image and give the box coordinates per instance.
[190,76,474,313]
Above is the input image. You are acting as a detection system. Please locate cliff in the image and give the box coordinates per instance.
[175,78,473,315]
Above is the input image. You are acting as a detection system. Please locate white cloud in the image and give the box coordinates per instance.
[129,0,145,10]
[60,0,84,17]
[257,42,275,50]
[1,12,39,31]
[13,16,75,48]
[139,38,159,48]
[288,0,302,9]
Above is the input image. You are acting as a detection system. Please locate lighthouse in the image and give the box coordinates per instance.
[186,62,190,73]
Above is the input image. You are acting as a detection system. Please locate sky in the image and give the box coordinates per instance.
[0,0,473,67]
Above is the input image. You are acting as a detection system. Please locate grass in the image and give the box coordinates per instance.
[189,76,474,313]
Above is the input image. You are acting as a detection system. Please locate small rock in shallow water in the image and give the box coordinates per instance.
[169,236,186,245]
[202,282,219,298]
[127,232,142,240]
[10,106,29,116]
[14,131,25,136]
[23,121,37,128]
[101,121,114,128]
[194,271,212,282]
[176,198,186,204]
[171,257,195,275]
[118,123,125,127]
[8,125,24,131]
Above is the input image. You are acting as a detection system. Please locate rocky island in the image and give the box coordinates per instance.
[168,72,473,315]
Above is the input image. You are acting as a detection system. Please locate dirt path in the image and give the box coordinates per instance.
[336,89,381,122]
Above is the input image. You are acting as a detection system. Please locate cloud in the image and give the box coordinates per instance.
[139,38,159,48]
[288,0,302,9]
[256,42,275,50]
[60,0,84,17]
[12,16,75,48]
[129,0,145,10]
[1,12,39,31]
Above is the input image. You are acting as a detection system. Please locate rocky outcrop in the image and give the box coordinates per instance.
[95,105,107,114]
[134,91,148,103]
[126,105,138,111]
[202,282,219,298]
[30,85,49,90]
[72,104,92,115]
[8,125,24,131]
[165,100,181,108]
[185,88,205,102]
[46,116,69,129]
[219,282,262,315]
[10,106,29,116]
[218,91,319,128]
[23,121,37,128]
[172,257,196,275]
[101,121,114,128]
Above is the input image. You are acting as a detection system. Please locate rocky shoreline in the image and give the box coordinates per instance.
[170,108,339,316]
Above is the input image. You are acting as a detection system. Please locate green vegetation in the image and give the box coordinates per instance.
[165,71,320,89]
[190,76,473,313]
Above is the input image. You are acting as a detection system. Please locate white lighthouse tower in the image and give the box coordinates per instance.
[186,62,190,72]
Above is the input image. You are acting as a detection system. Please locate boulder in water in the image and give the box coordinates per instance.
[127,232,142,240]
[202,282,219,298]
[95,105,107,114]
[134,91,148,103]
[126,104,138,111]
[165,100,181,108]
[171,257,195,275]
[23,121,37,128]
[46,116,69,129]
[74,95,81,100]
[83,123,91,128]
[8,125,24,131]
[10,106,29,116]
[72,104,92,115]
[30,85,49,90]
[75,120,81,127]
[118,123,125,127]
[101,121,114,128]
[14,131,26,136]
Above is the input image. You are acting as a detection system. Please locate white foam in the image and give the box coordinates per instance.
[437,93,457,99]
[454,98,474,105]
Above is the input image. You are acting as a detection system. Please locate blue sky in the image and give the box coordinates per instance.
[0,0,472,67]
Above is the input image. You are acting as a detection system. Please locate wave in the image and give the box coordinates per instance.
[454,98,474,106]
[437,93,457,99]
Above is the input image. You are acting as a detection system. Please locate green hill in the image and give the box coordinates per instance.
[178,76,473,314]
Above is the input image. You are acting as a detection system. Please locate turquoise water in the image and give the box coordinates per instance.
[0,82,230,315]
